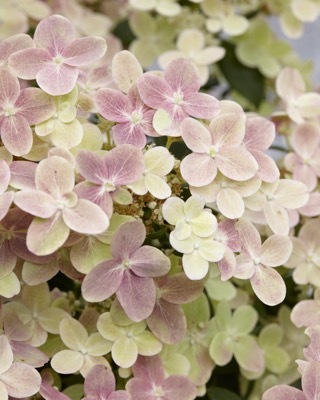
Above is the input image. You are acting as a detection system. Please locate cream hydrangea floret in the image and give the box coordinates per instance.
[163,196,225,280]
[158,29,225,85]
[162,195,218,240]
[129,147,175,199]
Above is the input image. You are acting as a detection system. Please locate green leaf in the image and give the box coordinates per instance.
[112,19,135,48]
[62,384,84,400]
[207,387,243,400]
[218,42,265,108]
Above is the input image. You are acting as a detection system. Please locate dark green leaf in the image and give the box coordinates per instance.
[112,19,135,48]
[218,42,265,108]
[206,387,243,400]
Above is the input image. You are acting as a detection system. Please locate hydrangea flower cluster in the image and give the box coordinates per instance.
[0,4,319,400]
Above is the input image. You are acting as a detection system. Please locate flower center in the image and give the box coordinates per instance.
[104,180,116,192]
[253,257,260,265]
[173,91,184,105]
[130,110,143,124]
[209,146,218,158]
[122,259,131,269]
[154,386,165,397]
[3,104,16,117]
[53,54,64,65]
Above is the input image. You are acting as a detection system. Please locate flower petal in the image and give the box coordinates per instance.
[26,213,69,256]
[51,350,84,375]
[82,260,124,302]
[62,37,106,66]
[1,114,33,156]
[117,273,156,322]
[36,63,78,96]
[62,199,109,234]
[259,235,293,267]
[251,265,286,306]
[1,363,41,398]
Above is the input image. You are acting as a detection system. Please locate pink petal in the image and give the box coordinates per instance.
[180,118,212,153]
[8,48,51,79]
[104,144,144,186]
[108,392,131,400]
[76,150,108,184]
[1,363,41,398]
[262,385,305,400]
[291,122,320,158]
[74,181,113,217]
[34,15,76,53]
[35,156,74,198]
[112,122,147,148]
[95,89,132,122]
[1,114,33,156]
[299,192,320,217]
[14,190,57,218]
[0,68,20,106]
[0,160,10,194]
[111,220,146,259]
[63,199,109,234]
[274,179,309,209]
[131,355,165,384]
[291,300,320,327]
[126,378,156,400]
[9,341,48,368]
[163,375,197,400]
[210,112,246,147]
[62,36,107,66]
[259,235,293,267]
[293,164,317,191]
[0,192,14,221]
[180,153,217,187]
[117,272,156,322]
[183,92,220,119]
[163,58,201,94]
[16,87,55,125]
[236,219,261,258]
[216,147,258,181]
[36,63,78,96]
[9,161,36,190]
[244,116,275,150]
[40,382,72,400]
[137,73,172,109]
[130,245,170,277]
[302,361,320,399]
[147,300,186,344]
[84,365,115,398]
[0,33,35,64]
[218,247,236,281]
[82,260,124,302]
[251,265,286,306]
[250,150,280,182]
[159,273,204,304]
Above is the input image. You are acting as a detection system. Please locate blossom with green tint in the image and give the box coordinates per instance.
[97,312,162,368]
[209,301,264,374]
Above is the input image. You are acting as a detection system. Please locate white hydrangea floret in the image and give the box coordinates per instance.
[128,147,174,199]
[162,195,219,240]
